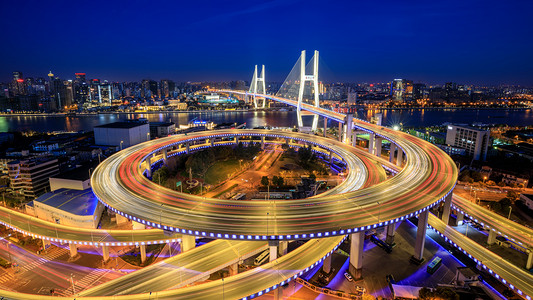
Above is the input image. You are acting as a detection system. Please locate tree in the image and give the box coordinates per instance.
[261,176,269,186]
[507,190,518,200]
[272,176,284,187]
[153,166,169,184]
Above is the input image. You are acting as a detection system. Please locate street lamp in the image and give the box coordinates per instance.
[507,206,512,220]
[120,140,124,151]
[483,176,487,184]
[70,273,75,294]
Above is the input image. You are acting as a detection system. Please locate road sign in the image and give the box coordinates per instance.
[176,181,182,187]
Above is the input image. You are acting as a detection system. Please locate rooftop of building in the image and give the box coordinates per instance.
[149,122,175,127]
[51,162,98,181]
[32,188,98,216]
[95,120,148,129]
[448,124,490,132]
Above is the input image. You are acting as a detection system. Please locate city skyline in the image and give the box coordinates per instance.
[1,0,533,85]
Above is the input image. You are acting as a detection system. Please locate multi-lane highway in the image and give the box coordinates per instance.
[452,194,533,249]
[0,205,181,245]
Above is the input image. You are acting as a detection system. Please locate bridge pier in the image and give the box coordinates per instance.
[269,241,281,300]
[229,263,239,276]
[323,254,332,273]
[487,229,497,245]
[456,211,464,226]
[261,136,265,149]
[352,132,358,147]
[374,137,382,157]
[235,136,239,145]
[133,221,146,230]
[146,156,152,177]
[397,148,403,167]
[182,235,196,252]
[338,122,343,142]
[389,143,396,163]
[344,114,353,144]
[210,138,214,147]
[69,243,78,258]
[278,241,288,256]
[441,193,453,225]
[162,149,168,164]
[102,245,110,262]
[411,210,428,264]
[368,133,375,154]
[349,231,364,280]
[186,142,190,154]
[323,117,327,137]
[140,244,147,263]
[527,251,533,269]
[385,223,396,245]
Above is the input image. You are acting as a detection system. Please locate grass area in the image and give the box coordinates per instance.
[204,159,241,185]
[213,184,238,198]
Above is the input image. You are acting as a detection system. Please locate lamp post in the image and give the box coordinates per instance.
[70,273,75,294]
[120,140,124,151]
[507,206,512,220]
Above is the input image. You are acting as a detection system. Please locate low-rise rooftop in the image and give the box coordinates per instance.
[33,188,98,216]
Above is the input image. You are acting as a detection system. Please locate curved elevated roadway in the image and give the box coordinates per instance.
[91,129,457,238]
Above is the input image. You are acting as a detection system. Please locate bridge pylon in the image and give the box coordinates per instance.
[249,64,266,108]
[296,50,320,130]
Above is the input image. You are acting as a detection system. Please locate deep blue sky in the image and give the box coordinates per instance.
[1,0,532,85]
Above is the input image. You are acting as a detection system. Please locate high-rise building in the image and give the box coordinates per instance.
[8,157,60,199]
[412,83,427,100]
[11,71,25,96]
[445,125,490,161]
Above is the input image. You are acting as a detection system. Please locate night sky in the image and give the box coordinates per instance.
[1,0,532,85]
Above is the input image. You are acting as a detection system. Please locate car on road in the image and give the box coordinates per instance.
[355,286,366,294]
[344,272,353,282]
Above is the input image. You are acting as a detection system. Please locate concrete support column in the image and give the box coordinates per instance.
[349,232,364,280]
[352,132,358,147]
[133,221,146,230]
[413,210,429,263]
[456,211,464,226]
[182,235,196,252]
[375,137,382,157]
[487,230,497,245]
[329,151,333,164]
[269,240,280,300]
[116,214,129,225]
[526,251,533,270]
[229,263,238,276]
[146,156,152,178]
[140,244,147,263]
[69,243,78,258]
[269,240,278,262]
[42,239,51,251]
[279,241,288,256]
[261,136,265,149]
[102,245,110,262]
[235,136,239,144]
[389,143,396,163]
[338,122,343,142]
[397,149,403,167]
[323,117,327,137]
[442,193,453,225]
[385,223,396,245]
[368,133,375,154]
[323,254,332,273]
[210,138,214,147]
[186,142,190,154]
[344,114,353,143]
[162,149,168,164]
